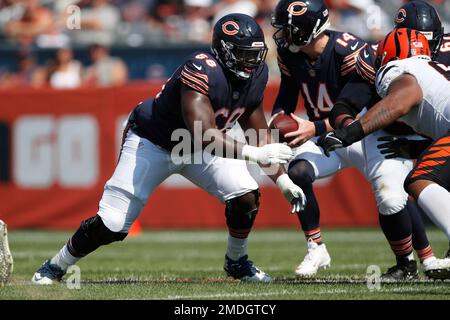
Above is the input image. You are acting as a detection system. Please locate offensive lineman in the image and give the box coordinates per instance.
[318,28,450,270]
[31,14,305,284]
[270,0,448,279]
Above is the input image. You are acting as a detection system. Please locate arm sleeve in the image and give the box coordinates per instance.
[272,73,300,115]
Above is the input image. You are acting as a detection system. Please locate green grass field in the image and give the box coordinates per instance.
[2,228,450,300]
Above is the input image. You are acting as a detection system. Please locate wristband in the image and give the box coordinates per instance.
[339,120,365,145]
[314,120,327,137]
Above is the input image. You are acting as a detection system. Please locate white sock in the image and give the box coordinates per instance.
[418,184,450,240]
[226,235,248,261]
[50,244,80,271]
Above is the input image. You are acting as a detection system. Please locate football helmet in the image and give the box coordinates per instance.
[271,0,330,53]
[394,0,444,54]
[212,13,268,80]
[376,28,431,68]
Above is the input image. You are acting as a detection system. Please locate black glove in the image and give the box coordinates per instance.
[317,121,365,157]
[377,136,432,159]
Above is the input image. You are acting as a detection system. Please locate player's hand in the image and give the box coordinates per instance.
[284,114,315,147]
[317,121,364,157]
[276,174,307,213]
[316,131,345,157]
[377,136,431,159]
[242,143,294,165]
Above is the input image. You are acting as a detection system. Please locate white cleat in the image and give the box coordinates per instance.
[31,260,66,285]
[422,256,450,280]
[0,220,13,286]
[295,239,331,277]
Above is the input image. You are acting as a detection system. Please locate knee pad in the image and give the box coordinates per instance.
[81,215,127,243]
[69,215,128,257]
[288,160,315,187]
[98,185,144,232]
[225,189,260,230]
[377,194,408,216]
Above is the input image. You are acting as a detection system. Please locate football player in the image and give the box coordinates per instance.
[326,0,450,279]
[318,29,450,278]
[270,0,448,280]
[31,14,306,285]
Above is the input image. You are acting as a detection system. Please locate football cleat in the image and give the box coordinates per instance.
[0,220,13,286]
[295,239,331,277]
[224,255,272,283]
[380,260,418,282]
[422,257,450,280]
[32,260,66,285]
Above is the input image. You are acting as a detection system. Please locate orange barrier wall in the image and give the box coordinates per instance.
[0,84,378,229]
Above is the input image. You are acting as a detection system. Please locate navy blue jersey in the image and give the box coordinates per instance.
[272,31,368,121]
[434,34,450,65]
[131,51,268,151]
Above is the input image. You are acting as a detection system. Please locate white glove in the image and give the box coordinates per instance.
[276,174,307,213]
[241,144,293,165]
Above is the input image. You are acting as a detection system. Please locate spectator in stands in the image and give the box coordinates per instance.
[213,0,258,24]
[48,47,83,89]
[326,0,391,41]
[72,0,121,47]
[183,0,213,43]
[83,44,128,87]
[4,0,53,47]
[0,51,46,88]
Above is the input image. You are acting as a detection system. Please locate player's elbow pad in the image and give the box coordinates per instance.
[330,100,357,129]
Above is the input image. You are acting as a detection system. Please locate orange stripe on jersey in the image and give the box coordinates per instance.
[412,169,433,178]
[423,148,450,160]
[357,54,376,74]
[341,66,356,76]
[356,64,375,81]
[416,160,446,170]
[181,71,209,92]
[183,66,209,82]
[343,44,367,62]
[181,78,208,95]
[433,136,450,146]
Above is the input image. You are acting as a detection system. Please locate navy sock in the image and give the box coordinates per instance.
[379,209,413,265]
[407,200,434,262]
[288,160,321,243]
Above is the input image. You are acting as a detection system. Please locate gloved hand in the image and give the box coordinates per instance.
[242,144,294,165]
[377,136,432,159]
[276,174,307,213]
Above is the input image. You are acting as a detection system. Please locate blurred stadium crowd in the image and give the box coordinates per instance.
[0,0,450,88]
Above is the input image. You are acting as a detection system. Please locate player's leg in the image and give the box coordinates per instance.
[180,154,270,282]
[0,220,13,286]
[288,138,346,277]
[405,131,450,277]
[32,130,174,284]
[362,130,445,280]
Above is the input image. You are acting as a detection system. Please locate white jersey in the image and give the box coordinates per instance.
[376,56,450,139]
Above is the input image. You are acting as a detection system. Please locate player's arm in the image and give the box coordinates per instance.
[239,101,306,213]
[330,75,375,129]
[180,86,293,166]
[317,74,423,156]
[359,74,422,135]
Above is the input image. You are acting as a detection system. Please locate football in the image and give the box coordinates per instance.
[269,113,299,143]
